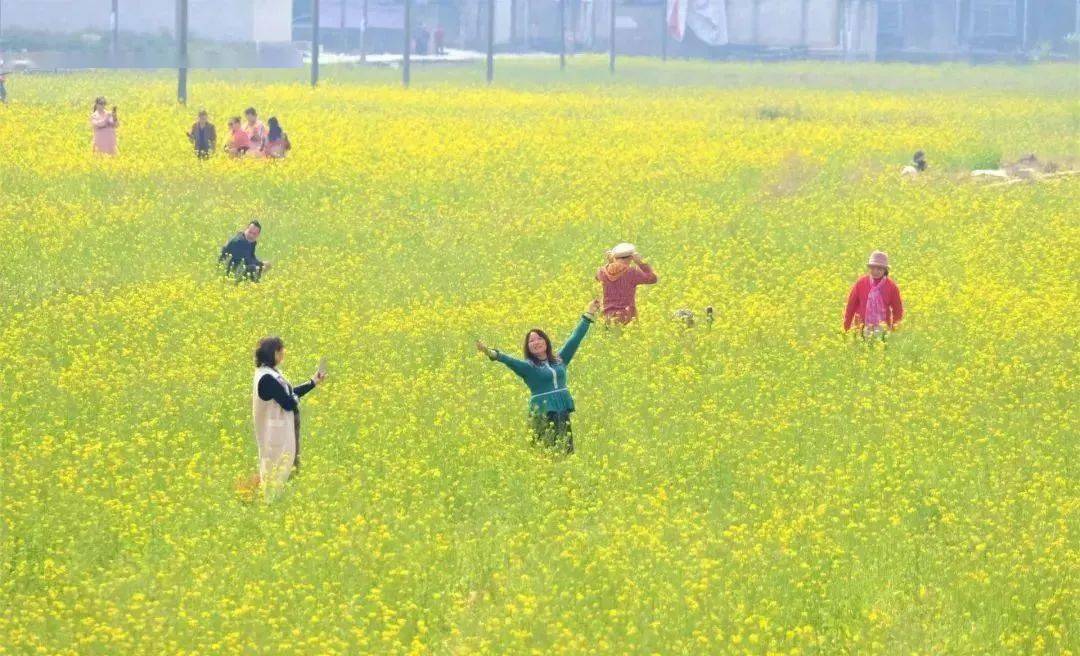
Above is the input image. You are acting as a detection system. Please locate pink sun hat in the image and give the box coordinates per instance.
[867,251,890,268]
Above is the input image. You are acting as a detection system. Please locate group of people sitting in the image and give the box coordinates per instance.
[187,107,291,159]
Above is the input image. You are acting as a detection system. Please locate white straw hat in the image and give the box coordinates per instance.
[610,242,636,258]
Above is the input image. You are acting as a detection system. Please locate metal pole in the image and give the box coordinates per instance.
[800,0,808,47]
[751,0,759,45]
[954,0,961,52]
[177,0,188,104]
[341,0,348,50]
[311,0,320,86]
[559,0,566,69]
[361,0,368,62]
[609,0,615,73]
[486,0,495,82]
[510,0,518,45]
[590,0,597,49]
[1021,0,1029,52]
[661,0,667,60]
[111,0,120,64]
[403,0,411,87]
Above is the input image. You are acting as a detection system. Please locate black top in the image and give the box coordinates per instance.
[220,232,262,268]
[257,373,315,412]
[188,122,217,152]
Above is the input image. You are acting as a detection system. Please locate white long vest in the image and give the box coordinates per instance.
[252,366,297,495]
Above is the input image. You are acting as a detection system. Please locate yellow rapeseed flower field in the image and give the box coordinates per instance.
[0,59,1076,654]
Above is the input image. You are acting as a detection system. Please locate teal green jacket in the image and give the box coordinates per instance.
[492,315,594,414]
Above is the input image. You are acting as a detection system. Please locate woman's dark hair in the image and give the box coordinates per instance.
[255,336,284,368]
[244,107,257,117]
[267,117,282,141]
[523,329,560,364]
[93,96,106,110]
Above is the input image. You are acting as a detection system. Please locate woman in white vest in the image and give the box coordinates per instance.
[252,336,326,499]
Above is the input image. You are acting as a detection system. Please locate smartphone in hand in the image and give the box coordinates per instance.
[316,357,328,377]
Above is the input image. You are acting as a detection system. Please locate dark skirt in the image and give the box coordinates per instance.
[531,410,574,454]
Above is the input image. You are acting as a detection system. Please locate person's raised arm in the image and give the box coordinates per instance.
[558,300,599,365]
[477,340,531,379]
[258,373,298,412]
[295,369,328,397]
[632,254,658,285]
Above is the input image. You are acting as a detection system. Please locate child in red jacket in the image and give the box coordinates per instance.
[844,251,903,336]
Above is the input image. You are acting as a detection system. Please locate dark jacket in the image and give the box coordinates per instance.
[219,232,262,269]
[188,121,217,153]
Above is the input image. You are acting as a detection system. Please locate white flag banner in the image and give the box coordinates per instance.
[668,0,728,45]
[667,0,688,41]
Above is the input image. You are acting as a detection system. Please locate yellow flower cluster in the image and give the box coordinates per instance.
[0,60,1076,654]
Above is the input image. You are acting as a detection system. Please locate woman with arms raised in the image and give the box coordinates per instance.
[476,299,600,454]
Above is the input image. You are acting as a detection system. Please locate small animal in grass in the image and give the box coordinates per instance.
[673,309,695,327]
[673,306,714,328]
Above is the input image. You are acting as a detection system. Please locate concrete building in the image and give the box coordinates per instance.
[450,0,1077,60]
[877,0,1078,59]
[1,0,293,43]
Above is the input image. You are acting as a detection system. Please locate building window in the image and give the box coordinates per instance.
[971,0,1017,37]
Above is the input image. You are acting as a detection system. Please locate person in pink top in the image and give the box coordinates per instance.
[226,117,252,157]
[243,107,267,156]
[596,242,659,324]
[89,96,119,155]
[844,250,904,337]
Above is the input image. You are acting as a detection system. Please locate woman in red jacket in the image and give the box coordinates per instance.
[844,251,904,336]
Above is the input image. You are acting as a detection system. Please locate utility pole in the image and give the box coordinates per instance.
[486,0,495,83]
[559,0,566,69]
[311,0,320,86]
[177,0,188,104]
[403,0,411,87]
[510,0,517,46]
[609,0,615,73]
[340,0,347,50]
[661,0,667,60]
[1020,0,1029,52]
[111,0,120,64]
[361,0,368,62]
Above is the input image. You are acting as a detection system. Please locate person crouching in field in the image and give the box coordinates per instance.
[263,117,291,159]
[187,109,216,159]
[844,250,904,337]
[251,337,327,500]
[597,242,658,324]
[476,300,599,454]
[219,220,272,280]
[244,107,267,156]
[226,117,251,157]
